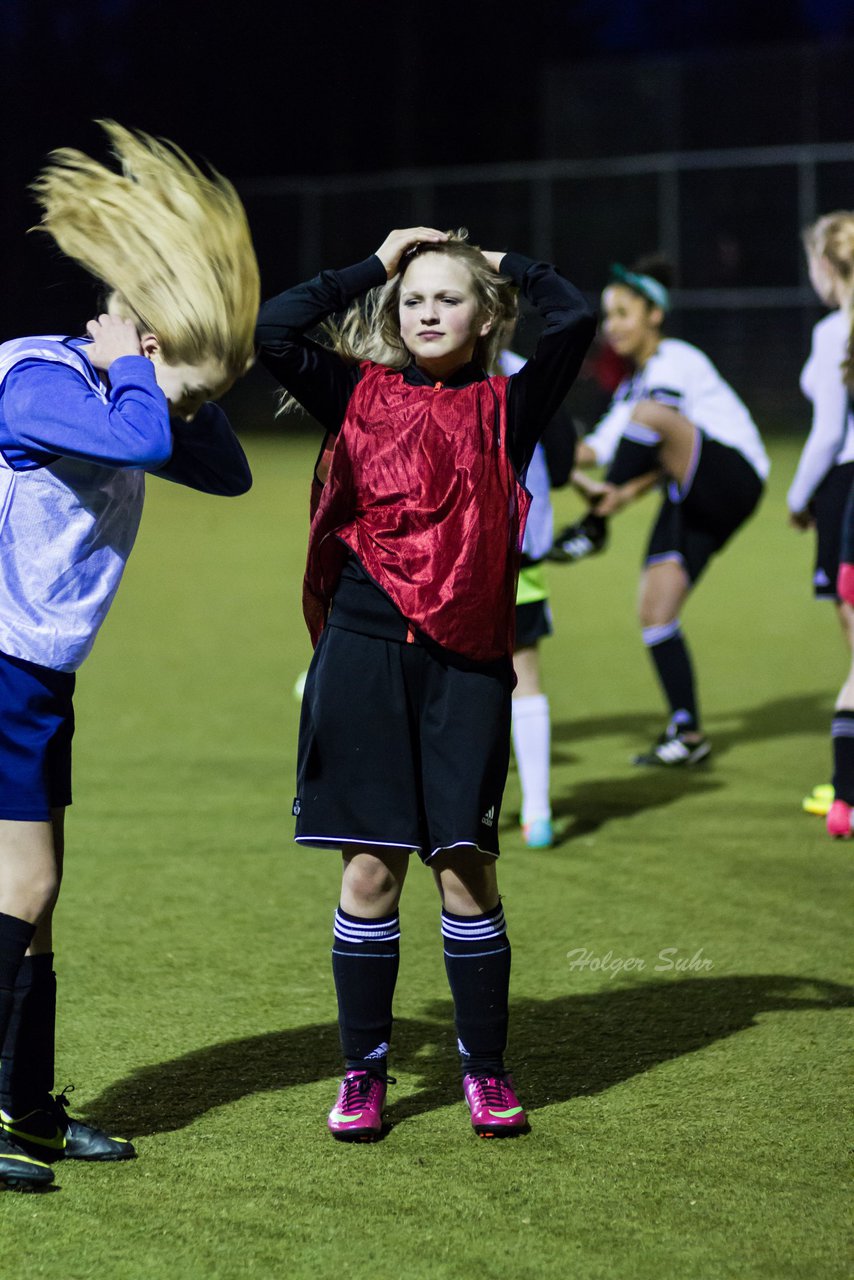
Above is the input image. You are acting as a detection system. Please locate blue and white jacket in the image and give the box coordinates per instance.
[0,335,251,672]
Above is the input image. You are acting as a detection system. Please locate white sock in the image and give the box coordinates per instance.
[511,694,551,824]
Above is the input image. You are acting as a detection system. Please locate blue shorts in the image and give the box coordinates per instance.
[0,650,75,820]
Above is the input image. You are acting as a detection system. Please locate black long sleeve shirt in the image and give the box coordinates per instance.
[256,252,596,642]
[256,252,595,474]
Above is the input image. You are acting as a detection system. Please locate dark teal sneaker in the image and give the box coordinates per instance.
[0,1088,135,1163]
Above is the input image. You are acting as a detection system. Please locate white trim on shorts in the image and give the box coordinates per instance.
[426,840,498,863]
[294,834,499,861]
[645,551,687,571]
[295,835,417,852]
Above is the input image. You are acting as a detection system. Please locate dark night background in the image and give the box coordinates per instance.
[0,0,852,366]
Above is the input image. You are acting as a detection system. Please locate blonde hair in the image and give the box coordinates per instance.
[280,230,518,413]
[803,211,854,387]
[31,120,259,378]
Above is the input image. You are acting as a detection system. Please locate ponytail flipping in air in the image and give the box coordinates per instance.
[31,120,260,378]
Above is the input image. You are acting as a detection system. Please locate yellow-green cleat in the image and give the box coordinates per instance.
[802,783,834,816]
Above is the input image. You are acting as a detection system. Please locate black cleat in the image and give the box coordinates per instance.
[547,513,608,564]
[0,1132,54,1190]
[0,1088,136,1163]
[633,730,711,767]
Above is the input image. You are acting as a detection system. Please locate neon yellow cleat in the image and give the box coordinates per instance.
[802,783,834,816]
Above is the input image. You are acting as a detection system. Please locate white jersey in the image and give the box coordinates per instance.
[787,309,854,514]
[0,337,147,672]
[584,337,770,482]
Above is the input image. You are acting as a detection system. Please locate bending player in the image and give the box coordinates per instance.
[0,122,258,1189]
[559,257,768,766]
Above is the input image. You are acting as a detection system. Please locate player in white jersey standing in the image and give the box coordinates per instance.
[558,257,769,767]
[787,213,854,834]
[0,123,259,1190]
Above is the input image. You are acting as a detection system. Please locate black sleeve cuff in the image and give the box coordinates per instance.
[335,255,388,301]
[497,252,541,284]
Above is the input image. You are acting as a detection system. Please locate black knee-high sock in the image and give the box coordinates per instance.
[643,620,699,731]
[0,954,55,1114]
[0,915,36,1077]
[831,711,854,804]
[331,907,400,1073]
[442,903,511,1076]
[606,422,661,485]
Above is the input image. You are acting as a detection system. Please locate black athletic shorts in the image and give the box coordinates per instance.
[515,599,553,649]
[293,625,513,862]
[645,434,764,584]
[811,462,854,599]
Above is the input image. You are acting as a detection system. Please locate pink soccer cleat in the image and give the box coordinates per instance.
[463,1074,528,1138]
[838,562,854,607]
[327,1070,388,1142]
[826,799,853,838]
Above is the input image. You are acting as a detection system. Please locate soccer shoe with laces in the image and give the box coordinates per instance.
[826,799,853,838]
[327,1070,391,1142]
[547,514,608,564]
[522,817,554,849]
[802,783,834,816]
[633,729,711,767]
[0,1132,54,1189]
[463,1073,528,1137]
[0,1088,136,1163]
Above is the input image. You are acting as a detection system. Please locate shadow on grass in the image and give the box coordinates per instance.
[541,691,834,842]
[551,690,833,760]
[708,690,835,753]
[84,974,852,1136]
[550,772,724,844]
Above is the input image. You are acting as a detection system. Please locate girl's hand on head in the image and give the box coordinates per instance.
[481,251,505,272]
[375,228,448,279]
[85,314,143,370]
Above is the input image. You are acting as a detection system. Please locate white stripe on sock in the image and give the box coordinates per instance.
[334,910,401,944]
[441,909,506,940]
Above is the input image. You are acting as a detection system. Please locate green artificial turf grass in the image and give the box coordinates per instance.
[2,436,850,1280]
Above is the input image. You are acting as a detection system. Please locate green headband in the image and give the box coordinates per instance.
[609,263,670,312]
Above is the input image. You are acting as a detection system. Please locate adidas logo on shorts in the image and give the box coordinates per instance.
[481,805,495,828]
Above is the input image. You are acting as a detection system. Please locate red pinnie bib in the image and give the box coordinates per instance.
[304,362,529,662]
